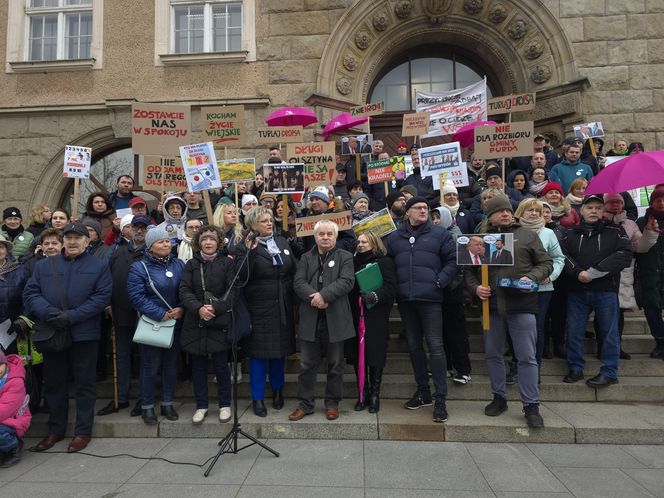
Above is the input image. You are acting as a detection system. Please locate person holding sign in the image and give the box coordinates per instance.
[386,196,458,423]
[464,195,552,429]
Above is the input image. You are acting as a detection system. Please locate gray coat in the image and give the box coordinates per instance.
[294,246,355,343]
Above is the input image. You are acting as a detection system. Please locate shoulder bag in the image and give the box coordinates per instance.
[132,261,176,348]
[32,257,72,353]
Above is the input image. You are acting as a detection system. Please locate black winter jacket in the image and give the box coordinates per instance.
[110,243,146,328]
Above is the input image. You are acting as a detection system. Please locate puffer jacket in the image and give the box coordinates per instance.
[0,260,26,323]
[465,224,553,315]
[126,252,185,322]
[109,242,146,328]
[635,216,664,309]
[179,252,234,355]
[1,228,34,259]
[23,252,111,341]
[0,355,31,437]
[561,220,632,293]
[534,226,565,293]
[386,219,458,303]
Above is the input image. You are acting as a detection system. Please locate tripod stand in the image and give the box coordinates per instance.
[204,243,280,477]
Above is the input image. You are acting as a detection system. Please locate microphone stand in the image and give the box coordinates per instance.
[204,240,280,477]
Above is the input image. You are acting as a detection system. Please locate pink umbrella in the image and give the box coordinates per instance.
[357,296,366,404]
[266,107,317,127]
[452,120,497,148]
[585,151,664,194]
[322,112,369,137]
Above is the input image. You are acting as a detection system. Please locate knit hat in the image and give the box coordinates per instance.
[400,185,417,197]
[2,207,21,220]
[405,196,428,211]
[0,234,13,252]
[386,190,406,210]
[562,137,576,146]
[351,192,370,207]
[259,192,277,203]
[241,194,258,208]
[539,182,564,197]
[397,141,408,150]
[485,195,513,217]
[128,197,147,208]
[603,193,624,204]
[649,189,664,206]
[145,225,171,250]
[442,181,458,196]
[410,144,420,151]
[120,214,134,232]
[485,164,502,180]
[82,219,102,238]
[309,186,330,204]
[131,215,150,226]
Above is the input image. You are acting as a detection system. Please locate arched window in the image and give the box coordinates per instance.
[369,51,496,112]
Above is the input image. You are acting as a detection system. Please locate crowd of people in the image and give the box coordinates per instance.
[0,133,661,466]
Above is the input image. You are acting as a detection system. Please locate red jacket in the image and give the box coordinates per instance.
[0,354,32,437]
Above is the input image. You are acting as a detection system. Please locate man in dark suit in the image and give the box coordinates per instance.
[458,235,488,265]
[491,239,513,265]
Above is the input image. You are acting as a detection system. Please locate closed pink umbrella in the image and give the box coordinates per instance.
[266,107,317,127]
[357,297,366,404]
[452,120,497,148]
[585,151,664,194]
[322,112,369,138]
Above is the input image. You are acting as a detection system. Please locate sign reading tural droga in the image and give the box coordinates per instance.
[132,103,191,156]
[350,101,384,118]
[256,126,304,144]
[201,105,245,146]
[473,121,534,159]
[487,93,536,115]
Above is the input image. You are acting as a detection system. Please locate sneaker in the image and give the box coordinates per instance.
[219,406,232,423]
[447,370,454,378]
[484,394,508,417]
[523,404,544,428]
[404,390,433,410]
[192,408,208,425]
[453,373,471,385]
[432,400,448,423]
[230,365,242,384]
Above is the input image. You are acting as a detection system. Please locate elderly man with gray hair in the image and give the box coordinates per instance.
[289,220,355,421]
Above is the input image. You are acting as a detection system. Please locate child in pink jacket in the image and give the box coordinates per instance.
[0,350,32,467]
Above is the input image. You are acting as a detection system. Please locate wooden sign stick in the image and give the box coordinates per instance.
[72,178,80,220]
[282,194,288,232]
[481,265,490,331]
[234,183,239,207]
[202,190,214,225]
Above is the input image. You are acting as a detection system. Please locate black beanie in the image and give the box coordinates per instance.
[405,196,428,211]
[386,191,406,210]
[3,207,22,220]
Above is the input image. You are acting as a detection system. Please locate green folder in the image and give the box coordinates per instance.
[355,262,383,308]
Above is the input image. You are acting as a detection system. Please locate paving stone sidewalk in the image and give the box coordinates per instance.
[1,438,663,497]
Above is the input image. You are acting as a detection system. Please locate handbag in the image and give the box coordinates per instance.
[132,262,176,348]
[32,257,72,353]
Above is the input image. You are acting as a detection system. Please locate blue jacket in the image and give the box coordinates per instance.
[126,252,185,322]
[0,261,27,323]
[386,220,459,302]
[23,252,111,341]
[550,160,594,194]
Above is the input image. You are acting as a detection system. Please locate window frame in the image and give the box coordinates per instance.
[6,0,104,73]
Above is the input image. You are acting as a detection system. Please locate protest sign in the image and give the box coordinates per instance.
[401,112,430,137]
[256,126,304,144]
[142,156,187,190]
[390,156,406,181]
[201,105,245,146]
[487,93,536,115]
[473,121,534,159]
[132,103,191,156]
[263,163,305,194]
[218,158,256,183]
[432,165,469,190]
[63,145,91,179]
[286,142,336,187]
[295,211,353,237]
[340,134,373,155]
[418,142,464,180]
[573,122,605,139]
[179,142,222,192]
[350,101,384,118]
[367,158,392,184]
[352,208,396,238]
[416,79,487,138]
[456,233,515,266]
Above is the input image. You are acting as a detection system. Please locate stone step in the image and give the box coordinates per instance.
[95,373,664,403]
[26,398,664,445]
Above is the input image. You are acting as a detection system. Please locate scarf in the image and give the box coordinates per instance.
[258,235,283,265]
[200,251,217,262]
[1,224,23,240]
[566,193,583,206]
[529,181,548,196]
[352,209,373,222]
[354,249,377,271]
[0,259,19,279]
[405,219,427,236]
[518,216,545,231]
[446,202,460,217]
[177,234,194,262]
[604,211,627,224]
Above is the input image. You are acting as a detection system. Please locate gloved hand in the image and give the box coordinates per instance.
[361,291,378,306]
[47,312,70,330]
[10,318,30,339]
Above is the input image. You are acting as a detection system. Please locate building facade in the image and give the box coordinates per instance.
[1,0,663,213]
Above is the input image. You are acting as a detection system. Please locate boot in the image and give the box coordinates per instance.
[368,367,383,414]
[651,339,664,359]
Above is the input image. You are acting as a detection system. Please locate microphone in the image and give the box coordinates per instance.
[242,229,260,242]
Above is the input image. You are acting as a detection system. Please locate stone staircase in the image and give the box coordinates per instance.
[27,309,664,444]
